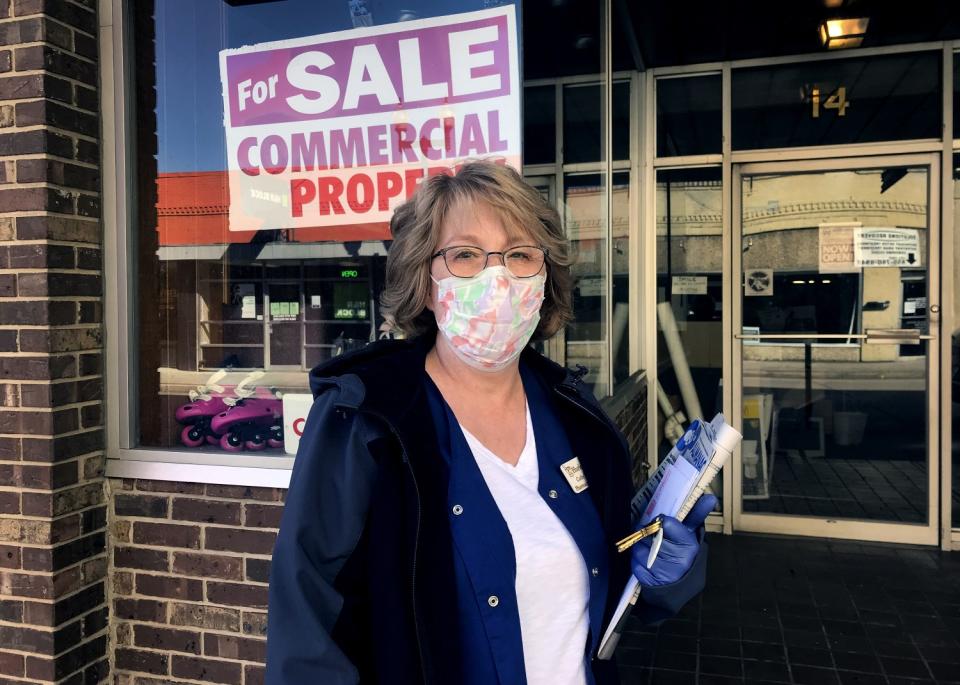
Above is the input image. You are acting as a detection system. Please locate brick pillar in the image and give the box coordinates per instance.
[0,0,108,683]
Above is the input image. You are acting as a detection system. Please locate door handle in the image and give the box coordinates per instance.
[734,333,866,340]
[864,328,933,344]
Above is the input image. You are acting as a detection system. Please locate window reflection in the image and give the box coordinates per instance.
[136,0,633,456]
[742,273,859,338]
[954,54,960,143]
[655,167,724,506]
[561,172,630,394]
[612,174,630,387]
[656,74,721,157]
[565,173,609,395]
[740,168,930,523]
[562,82,630,164]
[524,85,556,165]
[953,153,960,527]
[138,0,518,451]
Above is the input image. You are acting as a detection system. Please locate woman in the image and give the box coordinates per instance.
[265,160,714,685]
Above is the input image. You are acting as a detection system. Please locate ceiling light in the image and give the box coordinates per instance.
[819,17,870,49]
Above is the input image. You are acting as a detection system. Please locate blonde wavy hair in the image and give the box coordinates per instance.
[381,160,573,340]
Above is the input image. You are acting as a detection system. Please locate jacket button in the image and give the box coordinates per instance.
[452,504,463,515]
[548,489,558,499]
[487,595,499,608]
[591,567,600,577]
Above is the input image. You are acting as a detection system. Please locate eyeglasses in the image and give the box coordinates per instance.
[432,245,548,279]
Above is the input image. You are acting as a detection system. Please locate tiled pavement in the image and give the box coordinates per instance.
[617,533,960,684]
[743,456,928,523]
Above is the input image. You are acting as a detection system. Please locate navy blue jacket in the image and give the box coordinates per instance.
[265,336,707,685]
[423,363,611,685]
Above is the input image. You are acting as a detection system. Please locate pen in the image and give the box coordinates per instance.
[645,528,664,570]
[615,516,663,553]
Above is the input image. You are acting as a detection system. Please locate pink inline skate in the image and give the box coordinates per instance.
[209,372,284,452]
[175,370,230,448]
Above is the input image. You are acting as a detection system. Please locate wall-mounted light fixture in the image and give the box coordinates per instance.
[819,17,870,49]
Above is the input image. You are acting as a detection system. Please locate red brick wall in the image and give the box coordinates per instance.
[0,0,108,682]
[109,479,284,685]
[602,374,649,488]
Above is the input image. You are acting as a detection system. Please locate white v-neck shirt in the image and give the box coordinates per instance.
[459,404,590,685]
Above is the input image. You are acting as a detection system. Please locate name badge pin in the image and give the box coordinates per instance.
[560,456,588,493]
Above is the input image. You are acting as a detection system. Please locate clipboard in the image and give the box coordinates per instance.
[596,416,741,660]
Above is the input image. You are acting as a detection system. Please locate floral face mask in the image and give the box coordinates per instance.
[432,265,546,372]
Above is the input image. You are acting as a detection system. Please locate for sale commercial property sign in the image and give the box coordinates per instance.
[218,7,520,233]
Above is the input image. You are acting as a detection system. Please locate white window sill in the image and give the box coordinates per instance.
[106,449,294,487]
[107,371,650,490]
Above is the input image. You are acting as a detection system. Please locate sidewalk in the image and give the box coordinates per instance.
[617,534,960,684]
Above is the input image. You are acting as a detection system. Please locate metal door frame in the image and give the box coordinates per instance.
[729,153,941,546]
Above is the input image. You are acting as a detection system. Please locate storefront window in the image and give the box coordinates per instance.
[136,0,521,453]
[134,0,634,458]
[611,172,630,388]
[523,85,555,165]
[954,52,960,139]
[565,173,607,396]
[655,167,723,502]
[732,51,941,150]
[518,8,633,397]
[656,74,721,157]
[563,172,630,394]
[561,82,630,164]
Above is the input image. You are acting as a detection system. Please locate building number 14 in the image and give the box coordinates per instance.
[811,86,849,118]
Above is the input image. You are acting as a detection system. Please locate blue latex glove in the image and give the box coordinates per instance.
[631,494,717,588]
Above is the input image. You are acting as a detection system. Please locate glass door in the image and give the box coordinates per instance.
[266,282,304,368]
[731,155,940,544]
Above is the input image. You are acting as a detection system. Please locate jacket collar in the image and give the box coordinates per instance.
[308,335,430,423]
[308,334,588,427]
